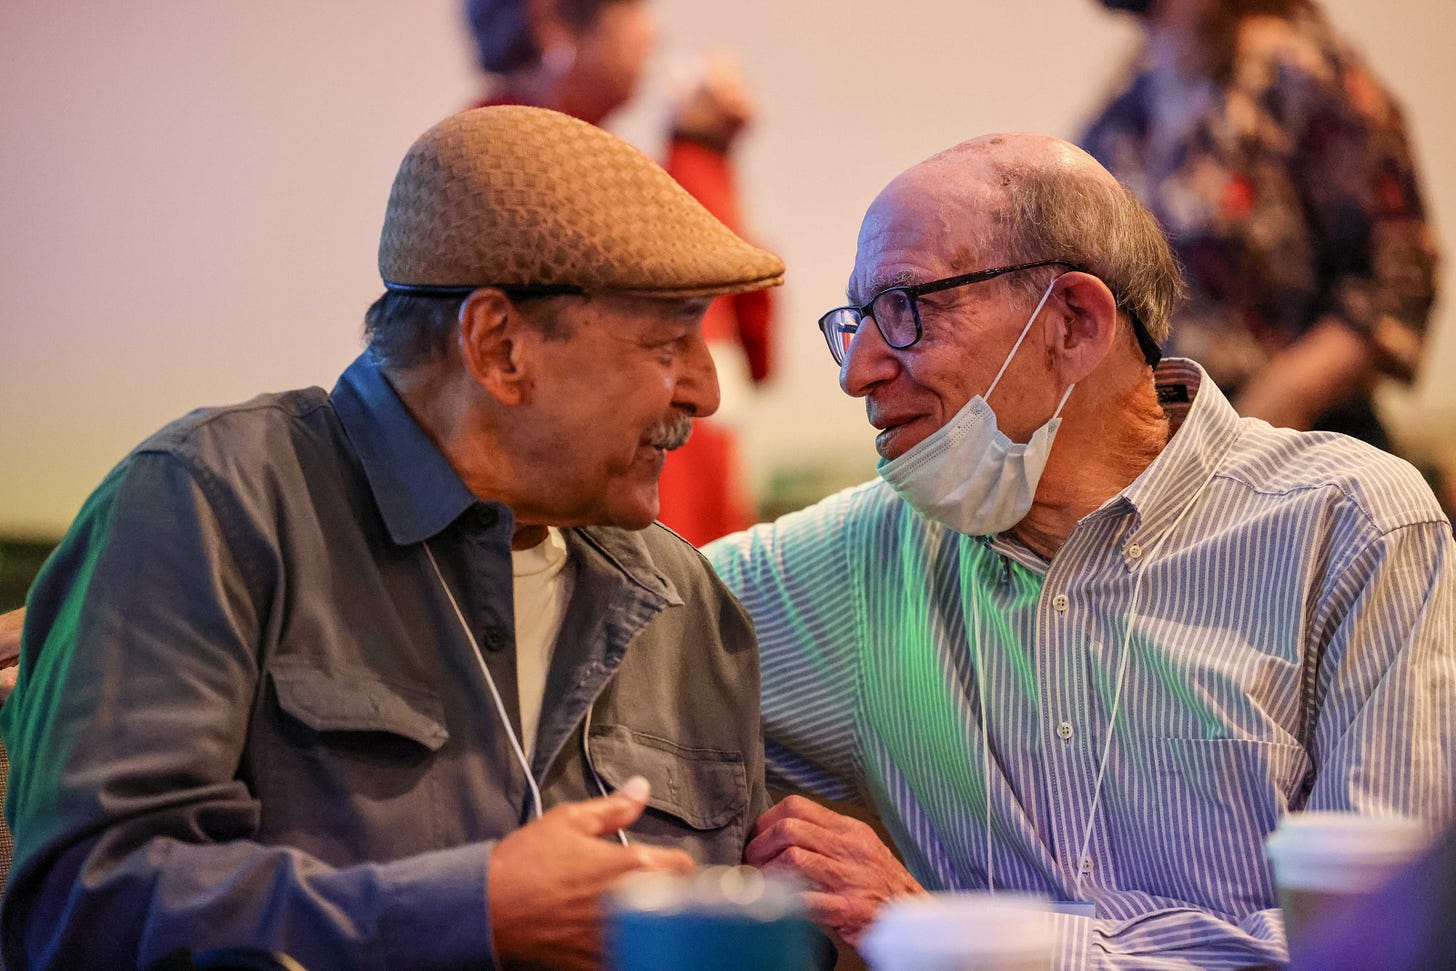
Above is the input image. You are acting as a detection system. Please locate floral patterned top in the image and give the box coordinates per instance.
[1081,11,1438,422]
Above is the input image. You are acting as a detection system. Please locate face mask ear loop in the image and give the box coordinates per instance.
[985,281,1059,405]
[1049,382,1076,421]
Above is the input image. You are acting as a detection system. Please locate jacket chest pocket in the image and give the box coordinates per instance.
[250,659,451,864]
[588,725,749,865]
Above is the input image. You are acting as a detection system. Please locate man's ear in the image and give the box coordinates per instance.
[1045,272,1120,384]
[458,288,531,406]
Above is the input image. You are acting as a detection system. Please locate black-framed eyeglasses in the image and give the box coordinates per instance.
[817,259,1162,368]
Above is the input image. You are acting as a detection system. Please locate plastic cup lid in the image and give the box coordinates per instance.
[1265,812,1430,893]
[609,866,807,921]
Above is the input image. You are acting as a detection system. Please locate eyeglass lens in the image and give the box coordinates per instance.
[871,290,918,347]
[823,290,922,365]
[822,309,857,364]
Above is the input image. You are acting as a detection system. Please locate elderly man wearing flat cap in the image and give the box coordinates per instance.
[0,106,783,971]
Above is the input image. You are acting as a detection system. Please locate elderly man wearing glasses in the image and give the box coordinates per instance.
[706,132,1456,969]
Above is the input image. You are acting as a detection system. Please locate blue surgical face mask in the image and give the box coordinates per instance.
[877,281,1074,536]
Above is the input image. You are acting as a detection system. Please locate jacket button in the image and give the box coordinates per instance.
[482,626,511,652]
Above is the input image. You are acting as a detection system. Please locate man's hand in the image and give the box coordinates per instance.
[670,51,755,153]
[0,607,24,706]
[488,776,695,970]
[745,796,926,945]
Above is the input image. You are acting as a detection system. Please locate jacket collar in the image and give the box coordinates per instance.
[572,525,683,608]
[529,524,682,775]
[331,351,488,547]
[331,352,688,589]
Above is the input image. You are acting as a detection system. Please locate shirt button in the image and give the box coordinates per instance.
[1057,721,1074,741]
[1052,594,1069,613]
[475,506,499,529]
[1124,542,1142,559]
[1080,856,1095,875]
[482,626,511,652]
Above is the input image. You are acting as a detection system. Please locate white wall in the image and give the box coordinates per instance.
[3,0,1453,535]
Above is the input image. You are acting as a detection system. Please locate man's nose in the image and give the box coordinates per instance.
[839,316,900,398]
[676,331,721,418]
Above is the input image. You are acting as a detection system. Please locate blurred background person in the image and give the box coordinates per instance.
[1082,0,1439,455]
[464,0,776,545]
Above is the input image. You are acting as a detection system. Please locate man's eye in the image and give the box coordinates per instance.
[649,334,691,352]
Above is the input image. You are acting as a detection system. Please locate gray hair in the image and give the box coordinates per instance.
[363,290,578,373]
[363,291,466,371]
[986,158,1184,345]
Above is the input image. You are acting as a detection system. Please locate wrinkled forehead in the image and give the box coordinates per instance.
[848,160,1002,302]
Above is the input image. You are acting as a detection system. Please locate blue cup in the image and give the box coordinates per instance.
[606,866,819,971]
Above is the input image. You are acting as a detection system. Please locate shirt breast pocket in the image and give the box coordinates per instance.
[588,725,749,865]
[1118,736,1307,913]
[251,659,451,863]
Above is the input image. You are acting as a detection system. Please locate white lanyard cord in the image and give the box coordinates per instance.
[582,705,631,846]
[975,627,995,892]
[1071,484,1208,901]
[1071,571,1141,901]
[424,540,544,821]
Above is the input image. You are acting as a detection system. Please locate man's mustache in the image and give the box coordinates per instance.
[648,411,694,451]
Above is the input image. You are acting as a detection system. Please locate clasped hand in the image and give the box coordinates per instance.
[745,795,927,945]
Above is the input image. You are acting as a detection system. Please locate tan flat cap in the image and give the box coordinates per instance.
[378,106,784,299]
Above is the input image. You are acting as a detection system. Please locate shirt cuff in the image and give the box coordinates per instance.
[1048,911,1093,971]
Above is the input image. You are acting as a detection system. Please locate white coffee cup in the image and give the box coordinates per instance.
[1265,812,1430,960]
[860,893,1053,971]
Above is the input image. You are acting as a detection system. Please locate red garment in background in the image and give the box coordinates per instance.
[474,95,775,546]
[658,138,771,546]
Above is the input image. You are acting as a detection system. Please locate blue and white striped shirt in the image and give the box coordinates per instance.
[707,360,1456,970]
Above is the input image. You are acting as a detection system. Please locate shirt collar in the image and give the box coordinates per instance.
[1109,357,1242,548]
[331,350,487,547]
[985,358,1241,568]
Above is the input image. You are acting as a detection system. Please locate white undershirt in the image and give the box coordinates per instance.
[511,527,573,758]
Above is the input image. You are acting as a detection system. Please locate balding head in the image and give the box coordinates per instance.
[911,132,1112,200]
[860,132,1182,346]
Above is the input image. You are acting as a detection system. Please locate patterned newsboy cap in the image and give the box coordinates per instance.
[378,106,784,298]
